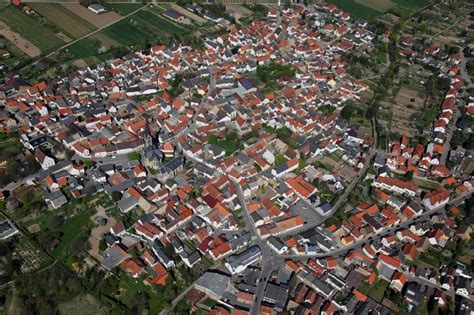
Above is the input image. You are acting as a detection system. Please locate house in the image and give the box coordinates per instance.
[390,272,406,292]
[225,245,262,275]
[203,11,222,23]
[88,3,106,14]
[151,240,175,268]
[0,221,19,240]
[376,254,401,281]
[423,190,449,210]
[163,9,185,22]
[195,272,230,300]
[263,283,288,312]
[372,176,417,197]
[267,236,288,254]
[44,190,67,209]
[34,149,55,170]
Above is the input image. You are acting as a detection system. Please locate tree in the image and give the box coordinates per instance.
[99,240,108,252]
[69,235,91,257]
[84,159,94,168]
[404,171,414,181]
[49,215,63,230]
[341,105,354,120]
[128,151,140,161]
[112,191,122,202]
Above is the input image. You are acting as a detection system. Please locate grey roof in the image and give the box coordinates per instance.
[267,236,286,251]
[226,245,262,271]
[195,272,230,298]
[151,240,173,266]
[102,245,128,270]
[117,195,138,213]
[263,283,288,310]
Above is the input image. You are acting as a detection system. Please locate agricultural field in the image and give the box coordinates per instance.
[0,5,65,53]
[101,18,151,46]
[0,21,40,58]
[104,3,144,16]
[29,4,96,39]
[61,3,121,28]
[90,32,120,49]
[134,10,188,37]
[64,38,98,59]
[327,0,429,19]
[99,8,190,47]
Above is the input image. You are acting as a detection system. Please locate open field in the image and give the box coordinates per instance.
[170,3,207,24]
[58,294,108,315]
[101,19,150,46]
[227,4,253,17]
[64,38,98,59]
[327,0,381,19]
[355,0,396,12]
[29,3,96,39]
[135,10,187,37]
[61,3,121,28]
[327,0,428,19]
[90,32,120,49]
[0,21,40,57]
[105,3,144,15]
[0,5,64,53]
[390,87,424,137]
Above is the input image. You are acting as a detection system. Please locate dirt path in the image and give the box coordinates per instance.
[0,21,41,57]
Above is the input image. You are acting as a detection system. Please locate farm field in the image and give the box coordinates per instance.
[0,21,40,57]
[64,38,98,59]
[101,19,151,46]
[104,3,144,15]
[355,0,396,13]
[134,10,188,37]
[0,5,65,53]
[29,4,97,38]
[90,32,120,49]
[61,3,121,28]
[327,0,429,19]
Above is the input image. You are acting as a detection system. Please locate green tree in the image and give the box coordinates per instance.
[128,151,141,161]
[112,191,122,202]
[84,159,94,168]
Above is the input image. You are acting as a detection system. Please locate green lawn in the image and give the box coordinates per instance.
[413,176,441,190]
[51,210,93,258]
[0,5,64,52]
[275,154,287,166]
[208,133,241,156]
[101,19,151,46]
[358,279,389,303]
